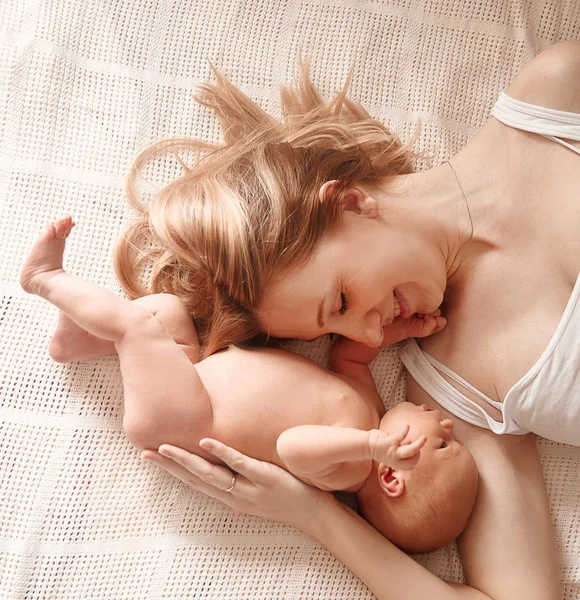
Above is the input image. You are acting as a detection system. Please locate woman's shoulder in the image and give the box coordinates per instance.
[504,40,580,114]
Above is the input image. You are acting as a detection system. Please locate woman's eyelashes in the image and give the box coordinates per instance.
[439,441,447,449]
[338,290,349,315]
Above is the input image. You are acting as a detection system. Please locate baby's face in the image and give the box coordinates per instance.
[379,402,469,464]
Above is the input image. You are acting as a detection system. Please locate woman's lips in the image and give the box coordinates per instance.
[394,288,412,319]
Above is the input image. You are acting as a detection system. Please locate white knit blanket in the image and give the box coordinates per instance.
[1,1,579,598]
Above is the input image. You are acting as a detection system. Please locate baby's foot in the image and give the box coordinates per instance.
[49,311,85,363]
[48,311,116,363]
[20,216,75,296]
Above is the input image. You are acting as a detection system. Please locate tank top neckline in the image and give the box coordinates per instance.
[401,91,580,438]
[419,270,580,409]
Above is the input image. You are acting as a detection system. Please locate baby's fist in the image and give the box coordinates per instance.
[381,310,446,347]
[367,426,426,470]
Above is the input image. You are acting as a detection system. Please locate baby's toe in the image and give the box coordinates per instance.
[53,216,75,239]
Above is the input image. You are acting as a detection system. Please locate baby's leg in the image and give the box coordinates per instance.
[49,294,200,364]
[21,217,212,454]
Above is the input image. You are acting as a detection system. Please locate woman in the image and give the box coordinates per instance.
[125,41,580,599]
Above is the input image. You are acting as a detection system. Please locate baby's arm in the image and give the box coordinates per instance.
[328,336,383,392]
[276,425,425,490]
[330,311,446,391]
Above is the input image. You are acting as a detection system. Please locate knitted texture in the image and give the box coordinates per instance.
[1,0,580,598]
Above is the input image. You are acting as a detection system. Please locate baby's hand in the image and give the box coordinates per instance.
[381,309,446,348]
[367,426,426,470]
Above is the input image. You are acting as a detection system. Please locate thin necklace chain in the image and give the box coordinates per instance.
[444,159,474,274]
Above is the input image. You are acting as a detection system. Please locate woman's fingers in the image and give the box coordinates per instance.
[157,444,239,491]
[145,441,337,529]
[199,438,266,482]
[142,449,215,489]
[142,449,198,483]
[142,449,239,503]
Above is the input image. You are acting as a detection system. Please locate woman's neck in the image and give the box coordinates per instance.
[387,128,513,289]
[410,161,478,280]
[373,161,496,279]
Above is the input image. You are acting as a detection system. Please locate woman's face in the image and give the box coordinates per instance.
[259,206,448,345]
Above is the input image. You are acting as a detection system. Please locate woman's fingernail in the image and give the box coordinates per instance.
[200,440,213,452]
[158,447,172,458]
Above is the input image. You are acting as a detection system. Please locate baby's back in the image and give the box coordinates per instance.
[194,345,378,466]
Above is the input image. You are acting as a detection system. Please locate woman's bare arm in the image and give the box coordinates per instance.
[306,498,488,600]
[456,432,560,599]
[143,440,487,600]
[143,433,559,600]
[406,377,561,600]
[291,434,560,600]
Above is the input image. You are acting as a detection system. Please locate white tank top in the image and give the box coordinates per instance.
[400,92,580,446]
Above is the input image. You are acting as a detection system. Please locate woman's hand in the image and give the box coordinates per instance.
[381,309,446,347]
[141,439,336,531]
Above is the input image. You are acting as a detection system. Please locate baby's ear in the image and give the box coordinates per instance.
[377,464,406,498]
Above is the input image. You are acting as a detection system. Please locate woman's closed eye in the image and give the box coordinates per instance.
[339,291,349,315]
[439,441,447,449]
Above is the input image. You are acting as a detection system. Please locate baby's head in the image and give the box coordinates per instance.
[357,402,478,554]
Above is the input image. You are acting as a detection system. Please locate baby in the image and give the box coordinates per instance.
[21,216,479,554]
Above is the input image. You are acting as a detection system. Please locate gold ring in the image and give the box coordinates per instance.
[225,474,237,493]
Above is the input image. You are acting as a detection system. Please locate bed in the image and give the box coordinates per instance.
[1,0,579,597]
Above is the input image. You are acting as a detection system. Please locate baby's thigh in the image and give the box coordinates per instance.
[133,293,199,350]
[118,314,212,452]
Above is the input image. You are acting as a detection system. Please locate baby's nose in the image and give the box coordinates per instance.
[441,418,454,433]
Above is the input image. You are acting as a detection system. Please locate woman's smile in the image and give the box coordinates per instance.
[393,288,410,319]
[392,292,402,320]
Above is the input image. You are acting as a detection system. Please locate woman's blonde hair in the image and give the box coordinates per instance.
[115,61,421,356]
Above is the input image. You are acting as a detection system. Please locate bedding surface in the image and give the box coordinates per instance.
[1,0,579,598]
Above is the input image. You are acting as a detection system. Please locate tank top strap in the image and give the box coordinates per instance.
[492,92,580,154]
[399,339,509,434]
[544,136,580,156]
[421,351,504,410]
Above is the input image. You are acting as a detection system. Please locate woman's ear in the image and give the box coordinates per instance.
[377,464,406,498]
[318,180,379,217]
